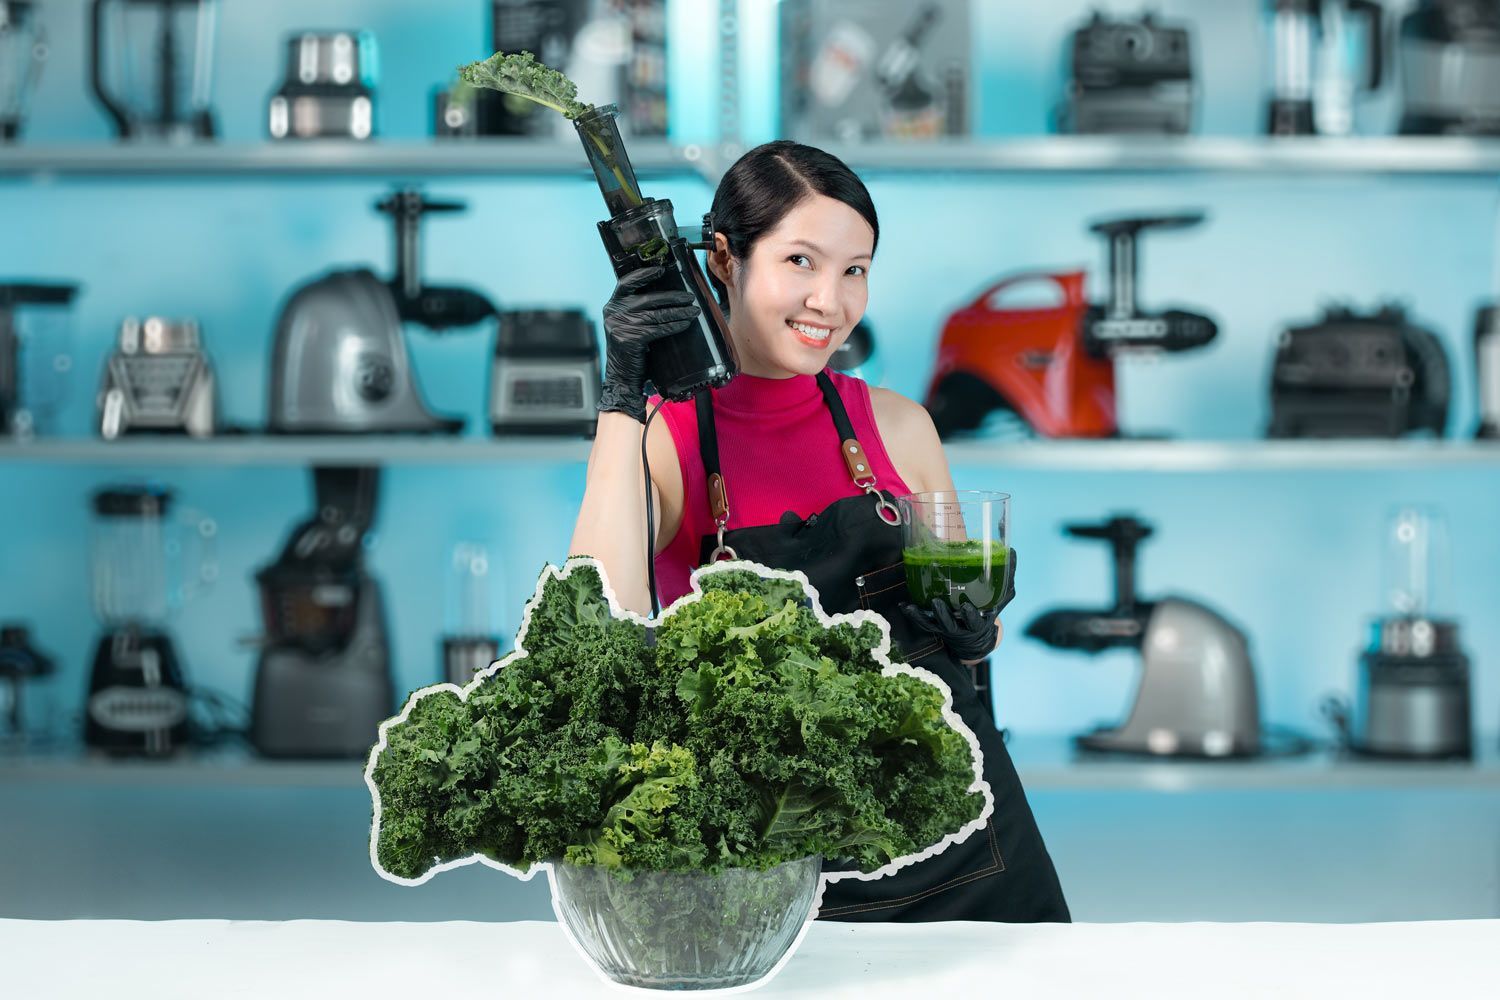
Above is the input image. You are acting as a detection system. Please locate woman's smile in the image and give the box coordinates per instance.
[787,318,835,348]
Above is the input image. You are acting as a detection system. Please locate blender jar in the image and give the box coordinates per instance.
[0,1,45,141]
[90,485,216,630]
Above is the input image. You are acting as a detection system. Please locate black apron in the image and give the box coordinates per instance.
[688,372,1071,923]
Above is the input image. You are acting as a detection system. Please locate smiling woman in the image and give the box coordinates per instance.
[567,139,1071,926]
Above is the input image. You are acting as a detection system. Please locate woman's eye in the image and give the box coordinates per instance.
[847,265,866,276]
[788,254,810,268]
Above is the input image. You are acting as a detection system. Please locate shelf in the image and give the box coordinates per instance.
[5,138,1500,182]
[5,733,1497,791]
[828,136,1500,176]
[3,437,1498,469]
[0,139,711,182]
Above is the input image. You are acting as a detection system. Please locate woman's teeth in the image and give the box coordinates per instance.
[788,320,832,345]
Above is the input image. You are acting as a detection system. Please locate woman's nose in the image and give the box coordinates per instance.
[805,277,838,313]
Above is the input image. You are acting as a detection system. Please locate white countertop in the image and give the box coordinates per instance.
[4,918,1495,998]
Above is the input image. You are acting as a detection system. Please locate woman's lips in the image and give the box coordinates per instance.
[787,319,833,348]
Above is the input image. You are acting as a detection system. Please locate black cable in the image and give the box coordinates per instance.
[642,397,667,618]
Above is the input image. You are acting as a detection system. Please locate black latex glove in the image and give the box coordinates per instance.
[599,265,701,421]
[899,547,1018,662]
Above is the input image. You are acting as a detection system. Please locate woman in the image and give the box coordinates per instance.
[570,140,1069,923]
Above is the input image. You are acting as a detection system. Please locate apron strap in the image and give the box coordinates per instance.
[695,370,900,534]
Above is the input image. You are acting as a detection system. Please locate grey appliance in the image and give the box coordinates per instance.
[1025,515,1265,758]
[1,281,77,439]
[0,1,45,141]
[1476,302,1499,438]
[269,189,497,434]
[488,308,600,436]
[249,466,394,759]
[1324,507,1473,759]
[1264,0,1385,135]
[83,485,216,756]
[779,0,970,142]
[97,316,217,438]
[1398,0,1500,134]
[1059,10,1196,135]
[89,0,217,141]
[268,30,377,140]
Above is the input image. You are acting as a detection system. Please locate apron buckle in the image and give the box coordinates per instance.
[708,517,738,562]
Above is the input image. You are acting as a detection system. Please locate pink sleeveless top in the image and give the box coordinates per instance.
[651,370,911,606]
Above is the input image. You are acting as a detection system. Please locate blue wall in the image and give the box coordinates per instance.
[2,0,1497,747]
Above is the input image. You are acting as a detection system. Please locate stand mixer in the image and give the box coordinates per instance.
[1025,514,1265,758]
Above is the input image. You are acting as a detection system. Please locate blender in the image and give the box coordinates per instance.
[441,541,502,687]
[0,1,46,141]
[83,485,216,756]
[89,0,218,141]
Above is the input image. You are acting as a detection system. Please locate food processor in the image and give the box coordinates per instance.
[83,485,216,756]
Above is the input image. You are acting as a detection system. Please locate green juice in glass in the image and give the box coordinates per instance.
[902,540,1010,610]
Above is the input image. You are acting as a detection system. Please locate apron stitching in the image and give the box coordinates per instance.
[906,640,943,660]
[861,581,907,598]
[818,818,1005,916]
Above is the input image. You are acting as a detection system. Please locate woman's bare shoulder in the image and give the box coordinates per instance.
[867,386,948,493]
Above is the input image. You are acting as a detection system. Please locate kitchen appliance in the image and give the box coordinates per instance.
[269,188,496,434]
[268,30,377,140]
[1266,303,1450,438]
[249,466,394,758]
[925,212,1218,439]
[1264,0,1385,136]
[97,316,217,438]
[779,0,970,142]
[0,624,56,748]
[89,0,217,141]
[1324,507,1473,759]
[443,1,666,140]
[1058,10,1196,135]
[442,541,502,687]
[1398,0,1500,135]
[1,281,77,439]
[1475,303,1499,438]
[576,103,735,401]
[83,485,215,756]
[1025,515,1265,758]
[488,308,601,435]
[0,1,45,141]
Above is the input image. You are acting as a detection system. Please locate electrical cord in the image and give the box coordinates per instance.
[642,397,667,618]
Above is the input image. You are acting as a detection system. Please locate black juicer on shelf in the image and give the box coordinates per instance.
[574,103,736,401]
[1059,10,1196,135]
[1025,515,1264,758]
[249,466,394,758]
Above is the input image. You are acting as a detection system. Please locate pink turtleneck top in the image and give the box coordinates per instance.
[650,370,911,606]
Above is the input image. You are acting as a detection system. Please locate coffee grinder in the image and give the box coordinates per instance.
[89,0,218,141]
[1025,515,1265,758]
[83,485,216,756]
[249,466,394,759]
[267,31,377,141]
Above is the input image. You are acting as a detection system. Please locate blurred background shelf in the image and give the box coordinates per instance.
[5,734,1498,791]
[0,139,705,180]
[6,138,1500,181]
[2,437,1497,469]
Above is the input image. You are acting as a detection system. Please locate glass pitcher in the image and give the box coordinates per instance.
[89,485,216,629]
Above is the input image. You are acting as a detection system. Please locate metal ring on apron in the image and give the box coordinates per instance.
[708,518,738,561]
[857,477,901,527]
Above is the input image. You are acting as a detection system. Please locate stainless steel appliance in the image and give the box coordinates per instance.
[779,0,970,142]
[83,485,216,756]
[249,467,394,758]
[1325,507,1474,759]
[1265,0,1385,136]
[1059,10,1196,135]
[488,309,600,435]
[268,30,377,140]
[0,1,45,141]
[1,281,77,439]
[1476,303,1498,438]
[1398,0,1500,135]
[1025,515,1266,758]
[89,0,218,141]
[97,316,217,438]
[269,189,495,434]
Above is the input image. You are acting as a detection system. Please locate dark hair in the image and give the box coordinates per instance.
[706,140,879,311]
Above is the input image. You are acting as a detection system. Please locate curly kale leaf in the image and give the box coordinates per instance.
[456,50,589,119]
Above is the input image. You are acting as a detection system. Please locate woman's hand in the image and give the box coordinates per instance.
[599,265,700,421]
[898,548,1017,665]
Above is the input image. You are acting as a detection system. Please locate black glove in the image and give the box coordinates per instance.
[899,547,1018,662]
[599,265,701,421]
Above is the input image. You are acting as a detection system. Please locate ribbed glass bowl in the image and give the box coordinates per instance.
[548,856,822,990]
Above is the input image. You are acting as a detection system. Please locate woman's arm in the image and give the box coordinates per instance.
[869,386,1005,656]
[568,410,684,616]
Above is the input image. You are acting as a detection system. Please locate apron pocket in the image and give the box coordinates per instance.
[854,560,908,609]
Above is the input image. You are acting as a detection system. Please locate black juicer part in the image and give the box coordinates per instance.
[1083,213,1218,356]
[375,189,498,331]
[1024,515,1157,653]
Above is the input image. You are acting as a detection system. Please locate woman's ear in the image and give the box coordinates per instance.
[707,232,734,289]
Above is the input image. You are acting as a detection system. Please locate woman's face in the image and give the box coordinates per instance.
[709,193,874,378]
